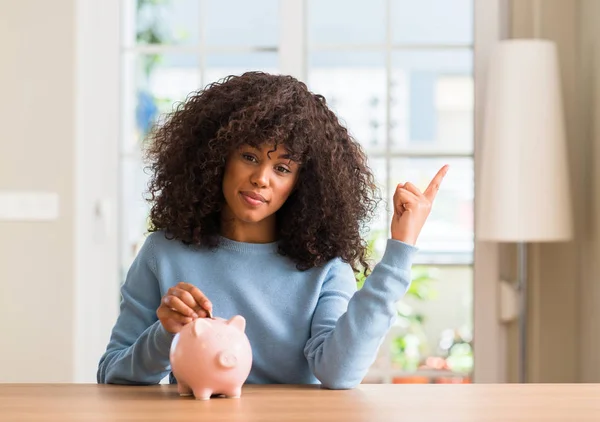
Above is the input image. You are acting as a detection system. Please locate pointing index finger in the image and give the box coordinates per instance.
[424,165,449,201]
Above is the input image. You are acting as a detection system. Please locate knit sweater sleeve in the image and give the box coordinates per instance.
[96,235,175,384]
[303,239,417,389]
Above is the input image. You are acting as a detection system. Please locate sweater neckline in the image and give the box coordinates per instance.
[217,235,280,254]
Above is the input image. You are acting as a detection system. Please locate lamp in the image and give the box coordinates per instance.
[476,39,573,383]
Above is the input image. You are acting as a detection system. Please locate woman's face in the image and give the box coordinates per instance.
[221,143,300,233]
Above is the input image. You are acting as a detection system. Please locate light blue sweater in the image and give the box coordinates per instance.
[97,231,417,389]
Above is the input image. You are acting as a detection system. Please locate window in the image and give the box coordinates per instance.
[306,0,474,384]
[120,0,474,384]
[120,0,280,275]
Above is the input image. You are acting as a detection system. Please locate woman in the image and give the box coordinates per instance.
[97,71,448,389]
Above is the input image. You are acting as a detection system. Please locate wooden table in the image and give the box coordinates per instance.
[2,383,600,421]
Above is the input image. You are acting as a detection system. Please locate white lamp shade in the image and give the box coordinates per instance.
[476,39,573,242]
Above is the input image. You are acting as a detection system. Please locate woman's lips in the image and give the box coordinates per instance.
[240,192,266,206]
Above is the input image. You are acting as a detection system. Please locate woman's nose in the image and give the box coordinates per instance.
[250,166,269,188]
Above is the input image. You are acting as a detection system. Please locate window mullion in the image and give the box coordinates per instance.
[279,0,306,81]
[385,0,393,238]
[199,0,206,88]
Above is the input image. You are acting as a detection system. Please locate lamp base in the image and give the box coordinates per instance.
[517,242,528,383]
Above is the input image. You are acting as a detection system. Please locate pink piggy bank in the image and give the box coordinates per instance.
[169,315,252,400]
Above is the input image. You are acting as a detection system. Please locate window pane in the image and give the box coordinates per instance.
[307,52,387,154]
[365,157,390,259]
[122,53,200,155]
[204,53,279,86]
[390,50,473,154]
[389,158,473,263]
[308,0,386,46]
[134,0,200,46]
[393,265,473,381]
[391,0,473,45]
[203,0,279,47]
[120,157,152,280]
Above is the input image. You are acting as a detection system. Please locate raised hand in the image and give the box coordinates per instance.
[391,165,449,246]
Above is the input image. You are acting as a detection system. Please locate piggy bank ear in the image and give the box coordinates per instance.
[192,318,211,337]
[227,315,246,332]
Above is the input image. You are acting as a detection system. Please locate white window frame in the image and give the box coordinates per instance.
[472,0,510,383]
[73,0,508,383]
[73,0,121,382]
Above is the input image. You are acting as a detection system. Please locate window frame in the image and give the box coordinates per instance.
[73,0,508,383]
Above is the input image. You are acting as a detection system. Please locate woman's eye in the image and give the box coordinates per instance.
[242,154,257,163]
[276,166,291,174]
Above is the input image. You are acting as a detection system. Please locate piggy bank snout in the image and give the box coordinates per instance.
[217,350,238,369]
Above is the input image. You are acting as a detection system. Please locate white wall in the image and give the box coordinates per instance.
[0,0,76,382]
[0,0,121,383]
[73,0,121,383]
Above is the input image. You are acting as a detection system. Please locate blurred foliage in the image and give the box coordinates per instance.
[355,229,473,374]
[136,0,171,77]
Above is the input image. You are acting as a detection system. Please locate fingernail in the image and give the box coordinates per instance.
[192,313,199,318]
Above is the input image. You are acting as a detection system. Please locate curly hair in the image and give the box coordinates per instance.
[145,71,380,274]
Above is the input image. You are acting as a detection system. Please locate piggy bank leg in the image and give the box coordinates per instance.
[225,387,242,399]
[177,382,193,397]
[193,388,213,401]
